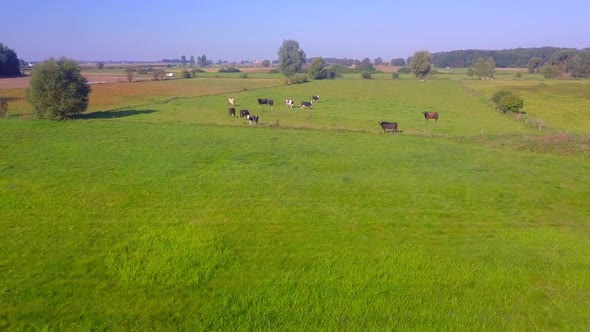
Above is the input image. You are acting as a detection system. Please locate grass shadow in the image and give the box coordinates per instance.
[77,109,157,119]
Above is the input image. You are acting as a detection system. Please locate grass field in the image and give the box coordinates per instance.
[1,71,589,330]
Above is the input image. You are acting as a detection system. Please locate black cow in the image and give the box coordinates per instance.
[268,99,274,107]
[300,101,312,109]
[312,95,320,103]
[246,114,259,124]
[240,109,250,118]
[379,121,400,133]
[228,107,236,117]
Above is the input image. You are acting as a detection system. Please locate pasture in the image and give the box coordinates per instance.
[1,72,589,330]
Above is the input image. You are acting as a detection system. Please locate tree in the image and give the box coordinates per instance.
[539,64,560,78]
[197,55,209,67]
[549,50,576,74]
[390,58,405,66]
[25,57,90,120]
[308,57,327,79]
[374,57,383,66]
[0,42,21,77]
[180,68,191,78]
[125,67,135,82]
[277,39,306,77]
[569,51,590,78]
[261,59,271,67]
[499,94,524,113]
[361,71,372,79]
[473,56,495,79]
[180,55,187,68]
[527,57,542,73]
[96,62,104,70]
[409,50,431,78]
[189,56,195,68]
[467,67,474,77]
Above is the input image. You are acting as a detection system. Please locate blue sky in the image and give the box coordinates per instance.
[2,0,589,62]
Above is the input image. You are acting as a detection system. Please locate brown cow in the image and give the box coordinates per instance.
[423,112,439,123]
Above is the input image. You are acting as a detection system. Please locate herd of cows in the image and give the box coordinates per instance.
[226,96,439,132]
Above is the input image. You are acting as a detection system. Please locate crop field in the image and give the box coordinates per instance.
[1,72,589,330]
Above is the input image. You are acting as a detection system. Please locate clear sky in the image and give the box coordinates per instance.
[2,0,588,62]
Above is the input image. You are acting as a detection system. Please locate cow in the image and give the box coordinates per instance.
[246,114,259,125]
[423,112,439,123]
[312,95,320,103]
[268,99,274,107]
[228,107,236,117]
[228,98,235,106]
[379,121,400,133]
[240,109,250,118]
[284,99,295,108]
[300,101,312,109]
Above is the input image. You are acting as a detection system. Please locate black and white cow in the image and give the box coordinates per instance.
[228,107,236,117]
[284,99,294,108]
[240,109,250,118]
[300,101,312,109]
[246,114,259,124]
[312,95,320,103]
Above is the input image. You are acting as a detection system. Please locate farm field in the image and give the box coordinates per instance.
[1,73,590,330]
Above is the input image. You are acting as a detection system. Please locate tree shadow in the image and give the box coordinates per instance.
[77,109,157,119]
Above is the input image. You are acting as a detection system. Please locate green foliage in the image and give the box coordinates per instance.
[392,72,400,79]
[268,68,280,74]
[308,57,327,79]
[261,59,271,67]
[514,71,523,79]
[240,73,248,79]
[467,67,474,77]
[374,57,383,65]
[500,94,524,113]
[180,69,192,79]
[180,55,187,68]
[473,57,495,79]
[527,57,542,73]
[0,97,8,117]
[218,67,241,73]
[569,51,590,78]
[539,64,560,78]
[96,62,105,70]
[152,69,165,80]
[549,49,576,74]
[390,58,406,66]
[397,66,411,74]
[0,42,21,77]
[409,50,431,78]
[277,39,306,77]
[431,47,571,68]
[283,73,308,85]
[25,57,90,120]
[492,88,524,113]
[189,55,196,68]
[361,71,373,79]
[197,55,210,67]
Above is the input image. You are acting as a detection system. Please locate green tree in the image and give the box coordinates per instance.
[409,50,431,78]
[492,88,513,105]
[197,55,209,67]
[189,56,195,68]
[549,49,576,74]
[0,42,21,77]
[569,51,590,78]
[499,94,524,113]
[180,55,187,68]
[361,71,372,79]
[180,68,191,78]
[374,57,383,66]
[25,57,90,120]
[261,59,271,67]
[308,57,327,79]
[473,56,495,79]
[390,58,405,66]
[527,57,542,73]
[277,39,306,77]
[484,56,496,78]
[539,64,560,78]
[467,67,474,77]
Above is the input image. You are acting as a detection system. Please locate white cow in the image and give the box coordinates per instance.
[228,98,235,106]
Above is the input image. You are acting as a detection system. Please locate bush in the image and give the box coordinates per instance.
[181,69,191,78]
[26,57,91,120]
[492,88,524,113]
[218,67,241,73]
[268,69,280,74]
[240,73,248,78]
[467,67,474,77]
[392,72,400,79]
[514,71,523,80]
[0,97,8,117]
[397,66,411,74]
[492,88,513,105]
[539,64,560,78]
[361,71,372,79]
[284,74,309,85]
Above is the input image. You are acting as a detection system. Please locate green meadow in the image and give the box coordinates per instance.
[1,73,589,330]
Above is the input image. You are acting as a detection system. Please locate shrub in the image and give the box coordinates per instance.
[397,66,411,74]
[492,88,524,113]
[539,64,560,78]
[361,71,373,79]
[218,67,241,73]
[268,69,280,74]
[467,67,474,77]
[392,72,400,79]
[492,88,513,105]
[240,73,248,78]
[284,74,309,85]
[181,69,191,78]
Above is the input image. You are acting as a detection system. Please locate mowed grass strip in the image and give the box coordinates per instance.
[1,119,589,330]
